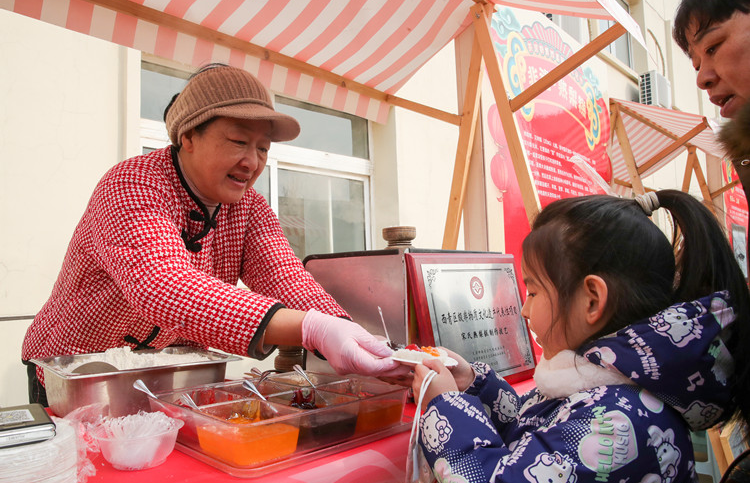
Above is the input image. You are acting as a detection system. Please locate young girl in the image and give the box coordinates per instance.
[412,190,750,482]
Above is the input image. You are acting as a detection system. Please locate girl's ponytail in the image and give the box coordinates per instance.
[655,189,750,437]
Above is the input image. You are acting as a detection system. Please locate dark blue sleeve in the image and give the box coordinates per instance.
[417,384,694,483]
[463,362,522,438]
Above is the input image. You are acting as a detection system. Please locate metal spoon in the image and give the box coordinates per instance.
[243,367,280,384]
[133,379,157,398]
[179,393,199,410]
[242,379,280,415]
[292,364,330,405]
[378,306,397,350]
[242,379,268,401]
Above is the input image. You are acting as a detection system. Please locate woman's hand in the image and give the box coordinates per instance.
[412,359,458,411]
[301,310,400,376]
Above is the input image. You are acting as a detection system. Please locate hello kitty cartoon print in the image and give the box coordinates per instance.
[416,292,737,482]
[643,426,681,482]
[649,304,703,347]
[680,400,721,430]
[524,452,578,483]
[493,390,519,422]
[421,406,454,454]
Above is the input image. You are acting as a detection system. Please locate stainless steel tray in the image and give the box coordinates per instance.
[31,347,240,417]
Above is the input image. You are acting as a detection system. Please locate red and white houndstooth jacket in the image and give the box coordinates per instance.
[22,146,348,385]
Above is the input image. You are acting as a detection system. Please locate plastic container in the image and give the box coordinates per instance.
[192,399,301,467]
[265,371,344,387]
[316,377,407,435]
[146,380,291,448]
[90,412,184,470]
[264,389,360,451]
[215,378,302,398]
[144,372,410,475]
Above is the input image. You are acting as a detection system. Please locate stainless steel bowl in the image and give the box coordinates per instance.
[31,347,240,417]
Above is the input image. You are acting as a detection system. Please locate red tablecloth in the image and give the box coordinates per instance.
[87,430,411,482]
[84,378,536,482]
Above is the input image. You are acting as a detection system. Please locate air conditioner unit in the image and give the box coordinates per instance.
[639,71,672,109]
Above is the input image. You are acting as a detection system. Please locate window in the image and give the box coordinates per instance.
[140,62,188,154]
[545,13,585,45]
[598,0,633,68]
[141,63,189,122]
[278,169,366,255]
[139,62,371,260]
[275,97,369,159]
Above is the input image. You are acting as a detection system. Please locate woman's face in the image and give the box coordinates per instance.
[180,117,272,205]
[686,11,750,119]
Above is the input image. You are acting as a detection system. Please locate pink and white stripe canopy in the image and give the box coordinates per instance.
[3,0,640,123]
[609,98,725,191]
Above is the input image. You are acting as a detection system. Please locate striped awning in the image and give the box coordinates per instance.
[608,98,726,191]
[495,0,644,45]
[3,0,643,124]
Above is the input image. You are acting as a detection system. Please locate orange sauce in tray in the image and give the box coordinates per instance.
[355,399,404,434]
[197,416,299,467]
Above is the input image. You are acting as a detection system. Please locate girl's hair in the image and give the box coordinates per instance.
[673,0,750,53]
[521,190,750,429]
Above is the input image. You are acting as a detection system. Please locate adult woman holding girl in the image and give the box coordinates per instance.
[22,64,399,405]
[411,190,750,482]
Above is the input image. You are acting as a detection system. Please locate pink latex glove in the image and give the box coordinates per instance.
[301,310,401,376]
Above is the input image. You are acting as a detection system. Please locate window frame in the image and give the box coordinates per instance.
[268,142,374,252]
[597,0,634,69]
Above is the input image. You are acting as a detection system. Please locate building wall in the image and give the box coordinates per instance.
[379,44,460,251]
[0,9,139,407]
[0,2,730,407]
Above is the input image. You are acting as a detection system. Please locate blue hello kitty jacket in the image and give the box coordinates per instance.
[418,291,736,483]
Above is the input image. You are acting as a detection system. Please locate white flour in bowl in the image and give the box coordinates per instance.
[65,347,210,373]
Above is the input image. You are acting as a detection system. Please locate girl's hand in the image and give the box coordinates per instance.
[441,348,475,391]
[412,359,457,411]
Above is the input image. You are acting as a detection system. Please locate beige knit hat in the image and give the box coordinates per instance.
[166,65,300,145]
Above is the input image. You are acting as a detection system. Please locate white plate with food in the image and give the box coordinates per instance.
[390,345,458,367]
[391,356,458,367]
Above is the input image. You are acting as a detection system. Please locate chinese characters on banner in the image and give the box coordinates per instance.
[481,8,612,274]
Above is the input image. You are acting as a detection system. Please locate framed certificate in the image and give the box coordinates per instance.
[406,252,536,382]
[731,223,748,278]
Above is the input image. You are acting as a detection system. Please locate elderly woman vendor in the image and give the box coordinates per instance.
[22,64,399,405]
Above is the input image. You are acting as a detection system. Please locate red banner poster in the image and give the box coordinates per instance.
[722,158,749,277]
[482,8,612,274]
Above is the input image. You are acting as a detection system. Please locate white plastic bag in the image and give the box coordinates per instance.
[405,370,438,483]
[60,402,109,483]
